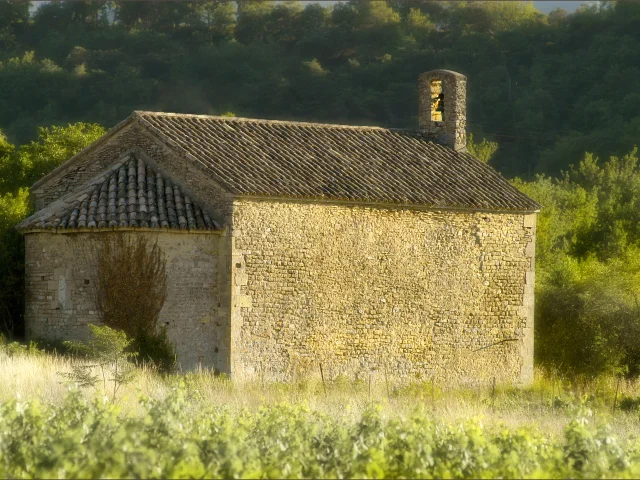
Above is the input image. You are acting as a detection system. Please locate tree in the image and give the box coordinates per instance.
[63,324,137,401]
[298,3,330,37]
[235,1,274,44]
[115,1,196,33]
[352,1,402,54]
[265,3,303,47]
[406,8,434,42]
[89,233,174,371]
[14,122,105,188]
[0,1,29,58]
[535,254,640,379]
[467,134,499,164]
[515,148,640,379]
[548,8,568,26]
[196,1,236,44]
[0,188,29,338]
[0,122,103,339]
[0,0,638,177]
[0,131,15,194]
[32,0,110,35]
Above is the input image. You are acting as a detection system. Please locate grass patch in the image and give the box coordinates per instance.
[3,346,640,478]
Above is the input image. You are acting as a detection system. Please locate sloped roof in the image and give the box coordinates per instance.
[19,153,221,232]
[135,111,540,212]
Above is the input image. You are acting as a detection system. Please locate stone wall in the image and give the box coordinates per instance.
[24,231,227,371]
[28,117,236,371]
[230,199,535,385]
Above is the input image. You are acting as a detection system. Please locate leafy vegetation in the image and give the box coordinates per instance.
[0,383,639,478]
[63,324,137,401]
[514,149,640,379]
[0,122,103,338]
[0,1,638,178]
[0,333,42,358]
[5,340,640,478]
[3,3,640,476]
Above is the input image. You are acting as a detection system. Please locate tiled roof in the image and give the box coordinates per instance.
[19,154,220,232]
[135,111,540,212]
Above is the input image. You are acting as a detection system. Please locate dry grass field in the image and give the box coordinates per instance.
[2,345,640,439]
[3,342,640,478]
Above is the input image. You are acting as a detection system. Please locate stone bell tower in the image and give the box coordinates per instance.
[418,69,467,152]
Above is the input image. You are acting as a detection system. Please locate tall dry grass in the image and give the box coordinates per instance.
[3,348,640,440]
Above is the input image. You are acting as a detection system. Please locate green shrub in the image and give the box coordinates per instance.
[535,254,640,379]
[89,233,175,372]
[63,324,137,400]
[134,326,176,373]
[618,396,640,413]
[0,387,639,478]
[0,335,43,357]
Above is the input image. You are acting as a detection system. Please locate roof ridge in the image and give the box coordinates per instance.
[133,111,541,211]
[133,110,418,133]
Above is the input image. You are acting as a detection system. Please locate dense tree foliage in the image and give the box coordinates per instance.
[0,123,103,338]
[516,149,640,379]
[0,1,638,177]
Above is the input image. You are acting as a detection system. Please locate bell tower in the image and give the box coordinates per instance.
[418,69,467,152]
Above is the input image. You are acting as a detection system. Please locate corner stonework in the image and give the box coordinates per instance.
[520,212,537,384]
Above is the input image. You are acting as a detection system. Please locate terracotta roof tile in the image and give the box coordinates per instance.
[135,112,540,211]
[19,154,221,232]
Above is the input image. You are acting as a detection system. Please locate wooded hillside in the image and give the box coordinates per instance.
[1,0,638,177]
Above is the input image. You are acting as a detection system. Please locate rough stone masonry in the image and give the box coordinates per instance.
[230,200,535,384]
[19,69,539,384]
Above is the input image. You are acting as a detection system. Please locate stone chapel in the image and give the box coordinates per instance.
[18,70,539,383]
